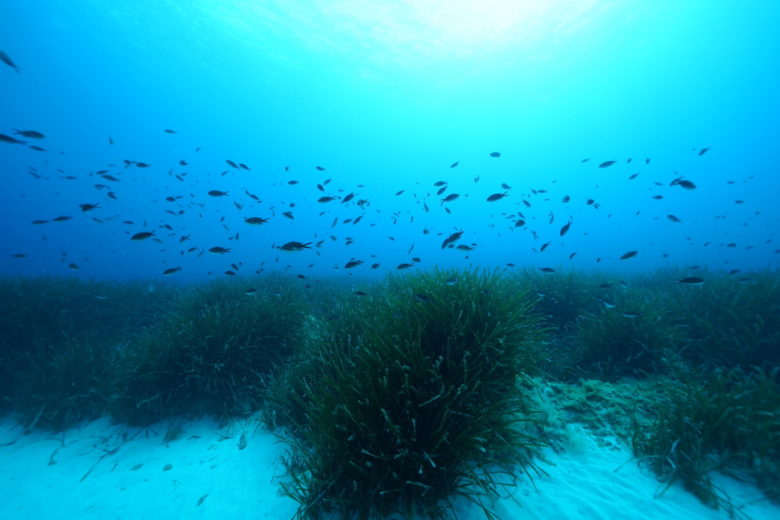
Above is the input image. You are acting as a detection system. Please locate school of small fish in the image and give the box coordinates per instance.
[2,55,773,289]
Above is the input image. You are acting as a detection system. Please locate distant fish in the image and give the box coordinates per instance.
[0,50,21,73]
[670,176,696,190]
[344,259,363,269]
[539,267,555,273]
[0,133,26,145]
[445,276,458,285]
[599,160,616,168]
[441,230,464,249]
[560,219,572,237]
[226,160,239,168]
[620,250,638,260]
[489,152,501,158]
[163,129,177,134]
[450,161,459,168]
[208,190,228,197]
[675,276,704,285]
[667,214,682,223]
[441,193,459,204]
[396,263,415,270]
[79,203,99,212]
[244,217,269,225]
[244,288,257,296]
[14,129,45,139]
[131,231,155,240]
[562,195,570,203]
[486,192,508,202]
[52,215,71,222]
[209,246,231,254]
[278,241,311,252]
[162,266,181,275]
[698,147,710,156]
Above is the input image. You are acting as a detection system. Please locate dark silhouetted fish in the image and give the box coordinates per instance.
[14,129,45,139]
[486,192,508,202]
[620,250,638,260]
[278,241,311,251]
[599,160,616,168]
[0,133,25,144]
[0,50,21,73]
[131,231,155,240]
[245,217,269,225]
[489,152,501,158]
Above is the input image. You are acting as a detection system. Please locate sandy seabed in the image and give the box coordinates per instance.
[0,417,777,520]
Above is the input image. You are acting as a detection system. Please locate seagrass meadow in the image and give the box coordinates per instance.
[0,268,778,518]
[2,1,780,519]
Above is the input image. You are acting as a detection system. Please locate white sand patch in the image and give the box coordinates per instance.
[1,417,777,519]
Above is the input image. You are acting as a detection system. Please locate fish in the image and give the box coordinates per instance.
[0,133,26,145]
[28,145,45,151]
[620,250,638,260]
[436,186,447,195]
[628,173,639,180]
[278,241,311,252]
[667,214,682,223]
[562,195,571,203]
[131,231,155,240]
[244,217,269,225]
[599,160,616,168]
[539,267,555,273]
[68,263,79,270]
[239,163,250,170]
[283,211,294,220]
[698,147,710,156]
[560,219,572,237]
[489,152,501,158]
[316,166,326,171]
[164,129,176,134]
[396,263,415,270]
[0,50,21,73]
[599,298,616,309]
[441,230,464,249]
[675,277,704,285]
[79,203,100,212]
[353,290,368,296]
[344,260,363,269]
[31,219,48,225]
[14,129,45,139]
[450,161,459,168]
[244,288,257,296]
[52,216,71,222]
[208,190,228,197]
[163,266,181,275]
[441,193,459,203]
[226,160,238,168]
[501,183,512,190]
[622,312,642,319]
[209,246,231,254]
[486,192,508,202]
[318,196,336,203]
[670,177,696,190]
[445,276,458,285]
[514,219,525,227]
[540,242,551,252]
[342,192,355,203]
[414,293,432,302]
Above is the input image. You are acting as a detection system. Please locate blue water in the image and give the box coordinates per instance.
[2,0,779,281]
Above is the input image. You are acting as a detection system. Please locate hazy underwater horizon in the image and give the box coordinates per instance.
[1,2,780,519]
